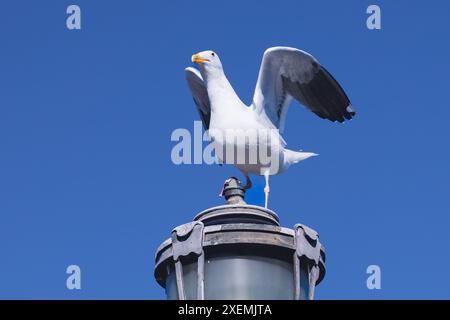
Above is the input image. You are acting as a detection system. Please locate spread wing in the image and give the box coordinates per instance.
[185,67,211,130]
[252,47,355,132]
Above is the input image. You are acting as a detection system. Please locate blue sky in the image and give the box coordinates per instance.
[1,1,449,299]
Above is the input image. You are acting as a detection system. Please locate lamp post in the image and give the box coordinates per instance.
[154,178,326,300]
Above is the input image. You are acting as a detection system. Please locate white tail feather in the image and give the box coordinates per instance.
[285,149,318,165]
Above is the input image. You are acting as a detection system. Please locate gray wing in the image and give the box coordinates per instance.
[252,47,355,132]
[185,67,211,130]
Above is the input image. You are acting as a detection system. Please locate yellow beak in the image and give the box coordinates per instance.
[191,54,209,64]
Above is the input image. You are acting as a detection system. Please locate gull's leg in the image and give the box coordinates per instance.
[264,171,270,208]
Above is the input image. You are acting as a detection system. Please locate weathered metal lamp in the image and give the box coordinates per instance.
[154,178,326,300]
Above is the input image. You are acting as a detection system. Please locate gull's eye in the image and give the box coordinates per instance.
[211,52,215,57]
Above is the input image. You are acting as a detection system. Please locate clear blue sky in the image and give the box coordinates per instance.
[1,1,449,299]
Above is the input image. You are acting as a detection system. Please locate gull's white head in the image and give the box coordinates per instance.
[191,50,223,78]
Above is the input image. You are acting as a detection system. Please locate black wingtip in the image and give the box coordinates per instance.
[345,105,356,120]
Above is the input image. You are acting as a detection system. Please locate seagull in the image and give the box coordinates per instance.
[185,47,355,208]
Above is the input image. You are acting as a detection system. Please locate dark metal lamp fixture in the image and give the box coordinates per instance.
[154,177,326,300]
